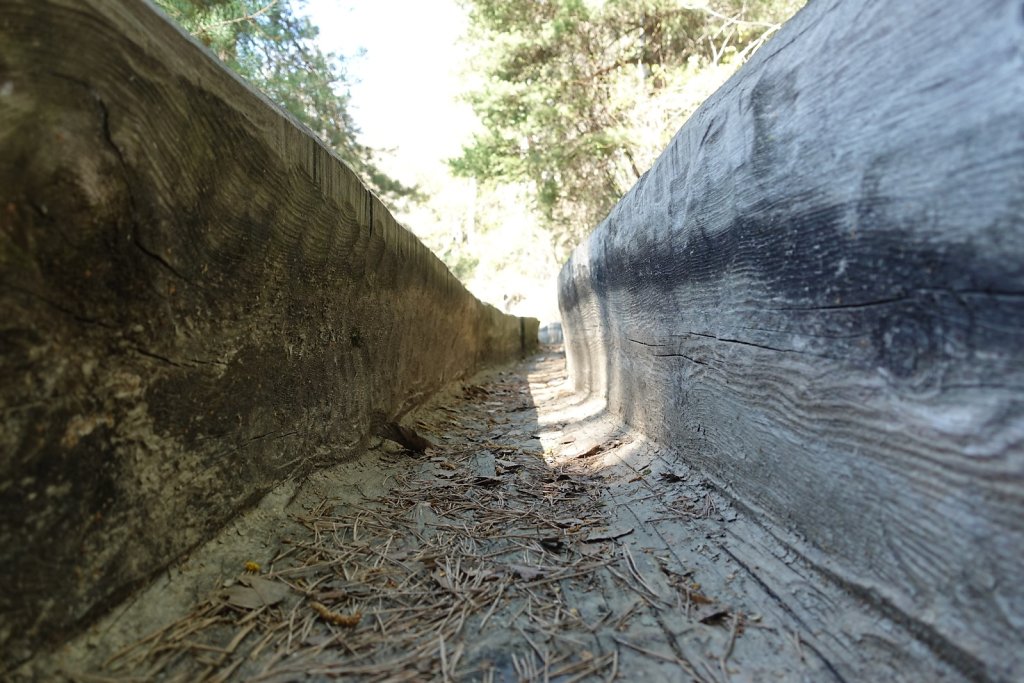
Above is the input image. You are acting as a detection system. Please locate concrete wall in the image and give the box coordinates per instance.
[558,1,1024,680]
[0,0,535,668]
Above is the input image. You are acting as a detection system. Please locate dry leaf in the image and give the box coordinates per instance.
[433,570,454,591]
[696,606,732,625]
[222,585,265,610]
[222,576,290,610]
[574,443,605,459]
[374,419,434,452]
[247,576,290,604]
[470,451,497,478]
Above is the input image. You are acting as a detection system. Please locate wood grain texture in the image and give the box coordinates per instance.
[559,0,1024,680]
[0,0,535,668]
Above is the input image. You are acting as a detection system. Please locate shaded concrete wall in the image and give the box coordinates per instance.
[559,0,1024,680]
[0,0,536,668]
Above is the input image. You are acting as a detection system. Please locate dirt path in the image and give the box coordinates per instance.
[35,348,842,682]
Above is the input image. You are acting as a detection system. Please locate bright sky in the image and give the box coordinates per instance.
[303,0,479,184]
[301,1,563,323]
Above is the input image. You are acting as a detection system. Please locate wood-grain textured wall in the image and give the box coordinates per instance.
[559,0,1023,680]
[0,0,535,667]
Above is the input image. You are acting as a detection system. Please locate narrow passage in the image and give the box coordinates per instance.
[58,348,836,682]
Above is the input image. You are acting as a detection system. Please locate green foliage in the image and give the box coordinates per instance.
[154,0,419,206]
[453,0,804,255]
[441,247,480,281]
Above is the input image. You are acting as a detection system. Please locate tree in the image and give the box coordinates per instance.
[453,0,804,256]
[154,0,419,206]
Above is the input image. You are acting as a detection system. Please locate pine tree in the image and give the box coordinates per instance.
[154,0,420,206]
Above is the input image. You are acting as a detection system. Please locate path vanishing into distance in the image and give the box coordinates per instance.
[29,347,888,683]
[4,2,1020,680]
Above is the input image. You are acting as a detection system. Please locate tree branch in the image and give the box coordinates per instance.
[198,0,279,34]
